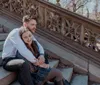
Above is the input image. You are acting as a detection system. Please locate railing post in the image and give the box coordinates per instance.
[9,0,12,12]
[44,8,47,29]
[23,0,26,15]
[80,25,84,45]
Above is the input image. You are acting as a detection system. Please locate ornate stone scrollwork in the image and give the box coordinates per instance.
[84,27,98,51]
[61,19,81,41]
[9,0,24,15]
[0,0,9,8]
[25,3,39,19]
[46,11,62,33]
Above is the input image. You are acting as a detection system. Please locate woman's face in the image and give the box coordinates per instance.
[22,31,33,45]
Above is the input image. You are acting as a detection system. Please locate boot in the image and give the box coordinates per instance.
[54,80,63,85]
[54,79,70,85]
[62,79,70,85]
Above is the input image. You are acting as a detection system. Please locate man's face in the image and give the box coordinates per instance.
[26,19,37,33]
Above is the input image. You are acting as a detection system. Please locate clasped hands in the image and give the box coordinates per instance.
[34,55,49,68]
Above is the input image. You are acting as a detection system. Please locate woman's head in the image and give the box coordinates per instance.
[19,27,33,45]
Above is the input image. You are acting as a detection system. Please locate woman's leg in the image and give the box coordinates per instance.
[3,58,34,85]
[43,68,64,85]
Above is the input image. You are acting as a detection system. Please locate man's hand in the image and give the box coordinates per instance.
[33,59,39,66]
[38,55,45,64]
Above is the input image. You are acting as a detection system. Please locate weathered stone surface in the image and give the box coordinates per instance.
[49,60,59,68]
[0,67,16,85]
[0,33,8,41]
[71,75,88,85]
[0,41,4,51]
[0,52,16,85]
[60,68,73,82]
[89,61,100,83]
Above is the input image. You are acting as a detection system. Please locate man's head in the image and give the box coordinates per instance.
[22,15,37,33]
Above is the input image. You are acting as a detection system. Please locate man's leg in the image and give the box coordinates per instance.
[3,58,34,85]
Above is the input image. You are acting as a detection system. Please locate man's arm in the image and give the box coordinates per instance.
[32,36,44,55]
[32,36,45,63]
[10,29,37,63]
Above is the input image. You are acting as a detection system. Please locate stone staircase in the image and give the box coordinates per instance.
[0,33,89,85]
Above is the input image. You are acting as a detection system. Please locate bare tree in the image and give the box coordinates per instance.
[65,0,91,12]
[86,7,89,18]
[93,0,100,21]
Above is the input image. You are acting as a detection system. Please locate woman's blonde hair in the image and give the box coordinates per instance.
[19,27,29,39]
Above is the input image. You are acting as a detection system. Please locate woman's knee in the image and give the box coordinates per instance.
[56,69,63,77]
[52,68,63,81]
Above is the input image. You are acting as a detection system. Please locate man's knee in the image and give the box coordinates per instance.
[21,61,30,70]
[3,59,25,71]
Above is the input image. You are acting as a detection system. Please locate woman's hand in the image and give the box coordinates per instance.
[38,55,45,64]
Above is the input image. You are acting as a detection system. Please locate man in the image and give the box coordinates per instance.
[2,15,45,85]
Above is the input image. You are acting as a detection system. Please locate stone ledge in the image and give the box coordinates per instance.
[89,61,100,83]
[0,73,16,85]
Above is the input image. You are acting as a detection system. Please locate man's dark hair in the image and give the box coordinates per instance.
[22,15,36,23]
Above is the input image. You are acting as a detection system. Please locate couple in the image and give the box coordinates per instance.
[2,15,70,85]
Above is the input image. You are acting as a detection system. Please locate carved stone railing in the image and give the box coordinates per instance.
[1,0,100,63]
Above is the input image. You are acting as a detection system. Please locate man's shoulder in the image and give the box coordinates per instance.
[10,28,19,32]
[9,28,20,34]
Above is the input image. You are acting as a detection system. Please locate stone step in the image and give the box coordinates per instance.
[0,41,4,51]
[0,51,15,85]
[0,51,2,66]
[0,67,16,85]
[71,75,88,85]
[0,51,16,85]
[0,27,4,33]
[59,68,73,82]
[92,84,100,85]
[49,60,59,68]
[0,51,2,57]
[0,33,8,41]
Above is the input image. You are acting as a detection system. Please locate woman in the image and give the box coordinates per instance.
[19,27,70,85]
